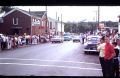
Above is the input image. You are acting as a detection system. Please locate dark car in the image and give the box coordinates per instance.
[40,36,49,43]
[84,35,101,54]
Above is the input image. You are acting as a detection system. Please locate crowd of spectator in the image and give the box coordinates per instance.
[0,34,50,51]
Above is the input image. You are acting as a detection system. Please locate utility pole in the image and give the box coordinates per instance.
[56,12,57,20]
[95,10,98,33]
[95,11,97,22]
[98,6,100,31]
[55,12,57,35]
[118,15,120,33]
[29,8,32,36]
[45,6,48,34]
[61,14,62,37]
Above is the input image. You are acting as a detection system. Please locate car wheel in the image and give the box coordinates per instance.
[89,51,91,54]
[84,51,87,54]
[87,51,90,54]
[41,39,44,43]
[84,51,89,54]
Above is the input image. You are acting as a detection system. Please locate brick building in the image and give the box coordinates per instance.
[0,8,46,35]
[0,8,64,36]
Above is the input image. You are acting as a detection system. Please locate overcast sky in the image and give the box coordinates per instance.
[9,6,120,22]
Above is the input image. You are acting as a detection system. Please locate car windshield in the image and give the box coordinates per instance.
[73,36,79,38]
[64,34,71,36]
[88,37,99,41]
[53,36,60,38]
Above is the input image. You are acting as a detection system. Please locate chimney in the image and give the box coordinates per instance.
[29,8,31,14]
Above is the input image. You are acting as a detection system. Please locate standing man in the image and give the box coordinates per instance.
[2,35,7,50]
[81,33,85,44]
[0,35,3,51]
[112,42,119,77]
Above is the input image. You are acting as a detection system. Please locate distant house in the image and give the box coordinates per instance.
[30,11,47,35]
[0,8,64,36]
[55,20,64,36]
[47,17,65,36]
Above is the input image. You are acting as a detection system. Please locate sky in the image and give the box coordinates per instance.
[2,6,120,22]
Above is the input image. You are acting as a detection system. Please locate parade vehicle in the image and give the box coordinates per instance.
[51,36,64,43]
[72,36,80,42]
[84,35,101,54]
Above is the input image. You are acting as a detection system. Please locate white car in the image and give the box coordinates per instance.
[51,36,64,43]
[72,36,80,42]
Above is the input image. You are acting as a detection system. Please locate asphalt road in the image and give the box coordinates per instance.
[0,41,102,76]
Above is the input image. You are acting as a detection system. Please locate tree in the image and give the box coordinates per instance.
[64,21,99,34]
[0,6,14,14]
[64,23,71,32]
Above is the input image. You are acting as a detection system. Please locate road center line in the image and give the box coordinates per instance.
[0,58,100,65]
[0,62,102,71]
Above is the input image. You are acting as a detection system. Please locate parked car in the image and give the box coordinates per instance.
[84,35,101,54]
[63,33,72,41]
[40,36,49,43]
[64,35,72,41]
[72,36,80,42]
[51,36,64,43]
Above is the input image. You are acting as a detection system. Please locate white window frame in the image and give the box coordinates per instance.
[13,18,18,25]
[42,21,44,26]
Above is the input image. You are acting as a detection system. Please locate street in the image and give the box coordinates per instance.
[0,41,102,76]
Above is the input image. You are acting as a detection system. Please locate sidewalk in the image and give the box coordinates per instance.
[0,41,51,52]
[0,42,47,52]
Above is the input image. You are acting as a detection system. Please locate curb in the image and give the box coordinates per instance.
[0,42,50,52]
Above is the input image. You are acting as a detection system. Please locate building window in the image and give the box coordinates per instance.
[41,21,43,26]
[0,17,3,23]
[48,21,49,27]
[13,18,18,25]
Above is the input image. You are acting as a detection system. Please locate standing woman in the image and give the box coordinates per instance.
[97,36,106,76]
[104,36,116,76]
